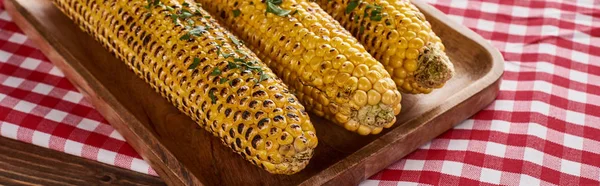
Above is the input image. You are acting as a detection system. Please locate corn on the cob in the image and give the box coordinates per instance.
[53,0,318,174]
[195,0,402,135]
[315,0,455,94]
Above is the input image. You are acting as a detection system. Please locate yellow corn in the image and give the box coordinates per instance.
[315,0,455,94]
[195,0,402,135]
[53,0,317,174]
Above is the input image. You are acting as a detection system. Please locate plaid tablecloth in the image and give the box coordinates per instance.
[1,0,599,185]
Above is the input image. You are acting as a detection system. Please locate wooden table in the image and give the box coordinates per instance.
[0,137,165,185]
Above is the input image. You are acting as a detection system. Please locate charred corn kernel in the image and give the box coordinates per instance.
[197,0,402,135]
[54,0,317,175]
[315,0,455,94]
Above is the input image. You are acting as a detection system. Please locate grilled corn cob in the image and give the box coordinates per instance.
[54,0,317,174]
[195,0,402,135]
[315,0,455,94]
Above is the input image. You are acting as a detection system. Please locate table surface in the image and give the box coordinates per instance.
[0,0,599,185]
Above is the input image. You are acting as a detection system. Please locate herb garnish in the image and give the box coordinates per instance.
[144,0,272,104]
[346,0,360,13]
[188,57,201,69]
[233,9,241,17]
[368,4,383,21]
[265,0,292,17]
[346,1,389,27]
[209,91,217,104]
[211,67,222,76]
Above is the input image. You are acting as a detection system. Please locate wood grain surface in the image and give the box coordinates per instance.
[0,137,165,186]
[4,0,504,185]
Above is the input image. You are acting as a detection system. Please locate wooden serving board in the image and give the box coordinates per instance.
[5,0,504,185]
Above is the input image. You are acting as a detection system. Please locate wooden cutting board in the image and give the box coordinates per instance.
[4,0,504,185]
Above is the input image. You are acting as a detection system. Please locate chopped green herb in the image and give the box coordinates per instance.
[170,14,179,23]
[188,57,201,69]
[145,0,152,9]
[265,0,291,17]
[220,78,229,84]
[370,5,383,21]
[229,36,242,46]
[258,73,270,83]
[346,0,360,14]
[222,53,234,59]
[359,25,365,34]
[204,16,211,19]
[364,4,372,17]
[188,26,207,37]
[290,10,298,16]
[227,61,239,69]
[211,67,222,76]
[233,58,246,63]
[233,9,241,17]
[180,11,193,19]
[182,2,190,7]
[179,33,191,40]
[187,19,195,25]
[209,91,217,104]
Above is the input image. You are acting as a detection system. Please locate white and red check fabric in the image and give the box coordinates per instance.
[0,4,156,176]
[0,0,599,185]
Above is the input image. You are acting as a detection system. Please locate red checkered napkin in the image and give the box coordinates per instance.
[0,5,156,175]
[1,0,600,185]
[363,0,600,185]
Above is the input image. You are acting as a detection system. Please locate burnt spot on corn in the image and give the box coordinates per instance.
[258,118,269,129]
[249,100,259,109]
[229,128,235,137]
[274,93,284,99]
[255,111,265,119]
[245,127,254,140]
[237,86,249,95]
[235,138,242,148]
[251,135,262,149]
[263,100,274,108]
[273,115,284,122]
[252,90,267,97]
[242,111,251,120]
[280,132,289,141]
[270,128,279,136]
